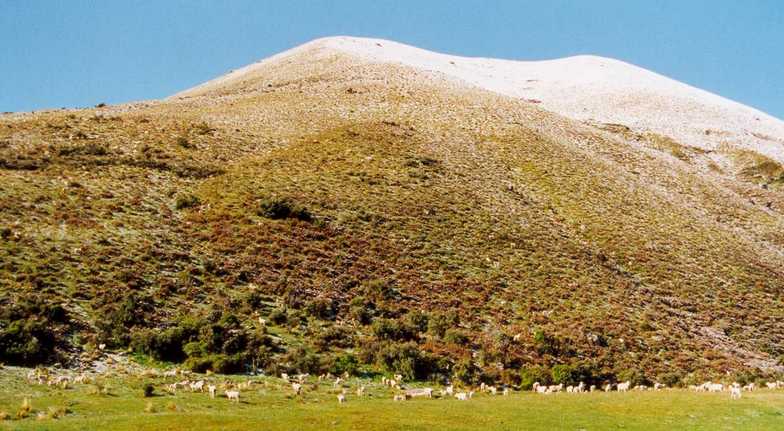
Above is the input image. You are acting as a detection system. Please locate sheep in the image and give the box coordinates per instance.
[488,386,497,395]
[225,390,240,403]
[743,383,756,392]
[576,382,586,393]
[337,394,346,403]
[281,373,289,381]
[617,381,631,392]
[766,382,777,389]
[444,385,454,396]
[604,383,613,392]
[455,392,469,401]
[394,374,403,382]
[589,385,596,393]
[292,383,302,395]
[730,386,742,400]
[190,380,205,392]
[356,385,365,397]
[566,385,574,393]
[405,388,433,398]
[635,385,648,391]
[502,387,510,396]
[707,383,724,393]
[653,382,665,391]
[208,385,216,398]
[548,384,563,393]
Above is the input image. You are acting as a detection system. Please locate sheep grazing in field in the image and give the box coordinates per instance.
[654,383,665,391]
[394,374,404,382]
[589,385,596,393]
[730,386,742,400]
[295,373,309,383]
[766,382,777,389]
[444,385,454,396]
[487,386,497,395]
[208,385,216,398]
[616,381,631,392]
[576,382,586,393]
[480,382,487,392]
[604,383,613,392]
[635,385,648,391]
[292,383,302,395]
[337,394,346,403]
[190,380,205,392]
[743,383,756,392]
[281,373,289,381]
[163,369,178,378]
[356,385,365,397]
[707,383,724,393]
[455,392,469,401]
[566,385,574,393]
[405,388,433,398]
[393,394,409,401]
[225,390,240,403]
[166,383,177,395]
[547,384,563,393]
[503,387,510,396]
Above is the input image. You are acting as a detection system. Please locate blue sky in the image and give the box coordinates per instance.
[2,1,783,119]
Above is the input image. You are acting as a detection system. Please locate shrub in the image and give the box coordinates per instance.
[427,311,458,338]
[175,193,200,210]
[268,308,287,325]
[143,383,155,397]
[443,329,470,345]
[371,318,416,341]
[328,353,359,376]
[305,298,335,320]
[657,371,683,388]
[617,368,648,387]
[258,198,312,222]
[314,326,355,351]
[452,357,479,386]
[533,329,559,355]
[376,342,436,381]
[349,297,374,325]
[520,365,551,389]
[551,364,578,385]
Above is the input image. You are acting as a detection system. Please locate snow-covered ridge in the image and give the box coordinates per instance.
[177,36,784,162]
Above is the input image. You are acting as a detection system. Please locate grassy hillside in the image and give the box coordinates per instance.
[1,50,784,387]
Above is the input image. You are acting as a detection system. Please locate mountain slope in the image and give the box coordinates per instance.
[1,37,783,385]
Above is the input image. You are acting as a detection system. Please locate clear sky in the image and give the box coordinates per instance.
[2,0,783,119]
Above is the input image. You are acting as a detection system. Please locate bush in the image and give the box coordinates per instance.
[520,365,551,389]
[349,297,374,325]
[143,383,155,397]
[175,193,200,210]
[258,198,312,222]
[427,311,458,338]
[617,368,648,387]
[328,353,359,376]
[376,342,436,381]
[533,329,559,355]
[268,308,287,325]
[551,364,578,385]
[305,298,335,320]
[371,318,416,341]
[443,329,470,345]
[452,357,479,386]
[314,326,355,351]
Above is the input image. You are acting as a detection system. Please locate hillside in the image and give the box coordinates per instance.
[1,37,784,387]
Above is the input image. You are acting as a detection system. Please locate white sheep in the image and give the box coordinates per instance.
[190,380,205,392]
[337,394,346,403]
[653,382,665,391]
[444,385,454,396]
[603,383,613,392]
[225,390,240,403]
[405,388,433,398]
[455,392,469,401]
[730,386,742,399]
[356,385,365,397]
[766,382,777,389]
[616,381,631,392]
[502,387,510,396]
[292,383,302,395]
[208,384,216,398]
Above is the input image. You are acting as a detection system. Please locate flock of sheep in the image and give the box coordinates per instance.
[24,367,784,405]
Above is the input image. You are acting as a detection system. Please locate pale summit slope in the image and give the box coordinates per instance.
[175,36,784,163]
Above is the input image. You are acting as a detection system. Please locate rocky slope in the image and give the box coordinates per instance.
[1,37,783,385]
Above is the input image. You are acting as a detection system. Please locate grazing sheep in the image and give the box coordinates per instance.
[190,380,205,392]
[617,381,631,392]
[743,383,756,392]
[337,394,346,403]
[576,382,586,393]
[281,373,289,381]
[707,383,724,393]
[444,385,454,396]
[654,383,665,391]
[394,374,403,382]
[635,385,648,391]
[208,385,216,398]
[405,388,433,398]
[589,385,596,393]
[766,382,777,389]
[487,386,497,395]
[356,385,365,397]
[566,385,574,393]
[604,383,613,392]
[225,390,240,403]
[455,392,469,401]
[730,386,742,399]
[502,387,510,396]
[292,383,302,395]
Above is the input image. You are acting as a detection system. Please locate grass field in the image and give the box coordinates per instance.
[1,370,783,430]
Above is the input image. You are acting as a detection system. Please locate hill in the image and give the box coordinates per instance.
[1,37,783,387]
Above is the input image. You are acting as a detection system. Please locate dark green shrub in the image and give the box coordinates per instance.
[427,311,458,338]
[268,308,287,325]
[314,325,355,351]
[143,383,155,397]
[520,365,551,389]
[551,364,578,385]
[328,353,359,376]
[371,318,416,341]
[258,198,312,222]
[533,329,559,355]
[348,297,374,325]
[175,193,200,210]
[452,357,479,385]
[305,298,335,320]
[376,342,434,381]
[443,329,469,345]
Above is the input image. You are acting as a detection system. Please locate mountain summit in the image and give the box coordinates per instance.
[1,37,783,383]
